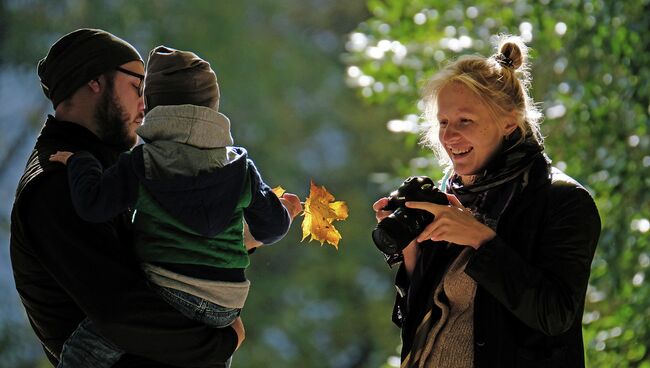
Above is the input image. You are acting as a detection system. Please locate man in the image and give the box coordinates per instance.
[10,28,243,367]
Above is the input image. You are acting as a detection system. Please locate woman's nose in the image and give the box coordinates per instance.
[441,124,460,142]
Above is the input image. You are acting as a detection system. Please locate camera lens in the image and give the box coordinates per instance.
[372,208,421,255]
[371,227,400,255]
[371,176,447,256]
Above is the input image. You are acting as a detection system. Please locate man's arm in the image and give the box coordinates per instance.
[22,171,238,366]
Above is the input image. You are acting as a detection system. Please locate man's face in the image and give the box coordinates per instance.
[95,61,144,151]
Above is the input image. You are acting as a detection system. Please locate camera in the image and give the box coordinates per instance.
[372,176,449,255]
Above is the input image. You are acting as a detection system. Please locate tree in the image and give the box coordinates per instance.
[1,1,408,367]
[343,0,650,366]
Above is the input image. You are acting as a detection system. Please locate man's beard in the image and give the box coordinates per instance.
[94,79,136,152]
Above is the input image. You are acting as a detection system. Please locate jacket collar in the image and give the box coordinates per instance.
[37,115,124,166]
[500,154,552,220]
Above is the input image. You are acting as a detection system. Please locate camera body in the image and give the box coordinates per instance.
[372,176,449,255]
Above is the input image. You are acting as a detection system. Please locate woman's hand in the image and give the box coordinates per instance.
[372,197,392,223]
[406,193,496,249]
[373,197,420,276]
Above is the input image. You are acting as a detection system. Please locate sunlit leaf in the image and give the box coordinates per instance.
[272,186,286,198]
[301,180,349,249]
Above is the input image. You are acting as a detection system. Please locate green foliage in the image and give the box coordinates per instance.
[0,319,45,368]
[3,1,649,367]
[1,1,412,367]
[344,0,650,366]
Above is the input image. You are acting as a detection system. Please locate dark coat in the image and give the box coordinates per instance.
[393,156,601,368]
[65,146,290,280]
[66,142,289,244]
[10,116,237,367]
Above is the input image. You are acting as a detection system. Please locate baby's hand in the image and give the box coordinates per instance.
[49,151,74,165]
[279,193,303,220]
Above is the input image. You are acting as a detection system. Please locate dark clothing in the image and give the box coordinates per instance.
[67,147,274,239]
[66,145,290,280]
[393,156,601,367]
[10,116,237,367]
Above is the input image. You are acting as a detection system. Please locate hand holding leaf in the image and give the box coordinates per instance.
[280,193,302,220]
[272,180,349,249]
[272,186,302,220]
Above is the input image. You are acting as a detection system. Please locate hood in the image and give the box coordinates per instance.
[138,104,233,149]
[131,145,250,237]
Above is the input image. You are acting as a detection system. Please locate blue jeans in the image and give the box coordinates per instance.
[57,318,122,368]
[153,284,241,329]
[58,286,240,368]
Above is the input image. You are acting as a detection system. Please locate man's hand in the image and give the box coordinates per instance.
[244,222,262,251]
[49,151,74,165]
[230,317,245,350]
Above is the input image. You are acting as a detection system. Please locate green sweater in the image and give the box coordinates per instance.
[133,174,252,269]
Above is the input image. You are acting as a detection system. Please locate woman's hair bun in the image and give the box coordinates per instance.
[496,38,527,70]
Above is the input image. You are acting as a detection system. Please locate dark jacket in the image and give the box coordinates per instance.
[10,116,237,367]
[393,156,601,367]
[67,145,290,280]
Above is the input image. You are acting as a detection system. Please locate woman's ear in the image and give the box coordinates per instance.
[502,112,519,136]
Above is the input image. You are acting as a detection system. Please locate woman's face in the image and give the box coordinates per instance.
[437,82,516,183]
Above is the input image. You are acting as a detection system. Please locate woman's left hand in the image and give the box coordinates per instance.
[406,194,496,249]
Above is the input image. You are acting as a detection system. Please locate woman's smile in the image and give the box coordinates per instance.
[437,82,516,183]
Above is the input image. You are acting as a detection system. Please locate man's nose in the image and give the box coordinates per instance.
[138,95,145,113]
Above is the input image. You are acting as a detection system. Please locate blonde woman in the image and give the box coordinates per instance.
[374,35,600,367]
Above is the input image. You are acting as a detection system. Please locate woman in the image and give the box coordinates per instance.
[373,35,601,367]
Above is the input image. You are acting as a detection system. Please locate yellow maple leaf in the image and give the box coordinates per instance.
[272,186,286,198]
[301,180,349,249]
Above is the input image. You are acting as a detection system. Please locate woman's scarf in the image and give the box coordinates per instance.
[448,131,545,230]
[403,131,545,368]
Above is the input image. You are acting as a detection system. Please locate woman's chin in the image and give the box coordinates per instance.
[452,164,483,182]
[451,162,477,176]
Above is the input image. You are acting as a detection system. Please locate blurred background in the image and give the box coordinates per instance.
[1,1,648,367]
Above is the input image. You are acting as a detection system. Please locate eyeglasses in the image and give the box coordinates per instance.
[115,67,145,97]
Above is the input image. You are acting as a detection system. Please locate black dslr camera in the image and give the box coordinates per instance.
[372,176,449,255]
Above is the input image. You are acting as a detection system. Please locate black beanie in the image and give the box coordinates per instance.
[144,46,220,113]
[37,28,143,109]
